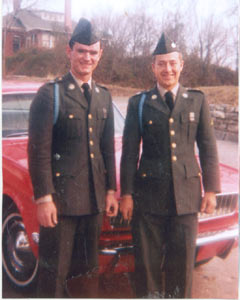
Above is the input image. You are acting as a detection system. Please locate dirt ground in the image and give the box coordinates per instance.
[3,247,238,298]
[192,247,238,299]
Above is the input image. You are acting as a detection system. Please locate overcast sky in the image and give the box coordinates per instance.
[2,0,237,22]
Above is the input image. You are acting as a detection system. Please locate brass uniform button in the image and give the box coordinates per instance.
[171,143,177,149]
[172,155,177,162]
[198,172,201,177]
[142,173,147,178]
[90,153,94,159]
[148,120,153,125]
[69,114,74,119]
[89,127,93,133]
[170,130,175,136]
[56,172,61,177]
[88,114,92,120]
[90,140,94,146]
[169,118,174,124]
[54,153,61,160]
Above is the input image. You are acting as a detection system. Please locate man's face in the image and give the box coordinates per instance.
[67,41,102,79]
[152,52,184,90]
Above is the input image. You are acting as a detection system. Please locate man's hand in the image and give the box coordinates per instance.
[200,192,216,214]
[36,195,58,227]
[105,191,118,217]
[120,194,134,222]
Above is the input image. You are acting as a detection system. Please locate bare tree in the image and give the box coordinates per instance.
[225,0,238,72]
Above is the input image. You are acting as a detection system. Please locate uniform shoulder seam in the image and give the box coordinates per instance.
[96,83,109,91]
[132,90,148,98]
[187,88,204,94]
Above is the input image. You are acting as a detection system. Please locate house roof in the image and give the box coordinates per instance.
[3,9,66,33]
[2,14,24,30]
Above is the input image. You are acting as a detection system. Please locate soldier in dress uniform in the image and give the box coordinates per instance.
[120,33,221,298]
[28,18,118,298]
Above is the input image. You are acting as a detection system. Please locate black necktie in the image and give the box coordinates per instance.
[165,91,174,112]
[82,83,91,105]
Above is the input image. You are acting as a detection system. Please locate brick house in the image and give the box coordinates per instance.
[2,8,71,57]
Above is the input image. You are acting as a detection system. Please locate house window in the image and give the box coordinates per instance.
[32,34,37,46]
[13,36,20,53]
[42,33,50,48]
[49,35,54,48]
[26,36,31,48]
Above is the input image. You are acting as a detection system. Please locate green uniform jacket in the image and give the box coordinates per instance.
[28,72,116,216]
[121,85,221,215]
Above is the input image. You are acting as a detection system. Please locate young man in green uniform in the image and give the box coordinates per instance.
[28,18,118,297]
[120,33,221,298]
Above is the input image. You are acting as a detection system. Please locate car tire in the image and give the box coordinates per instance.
[2,202,39,290]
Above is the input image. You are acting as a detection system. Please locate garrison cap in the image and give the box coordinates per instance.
[69,18,101,46]
[153,33,179,55]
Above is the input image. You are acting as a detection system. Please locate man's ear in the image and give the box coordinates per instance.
[180,59,184,71]
[151,62,156,75]
[99,48,103,59]
[66,45,72,59]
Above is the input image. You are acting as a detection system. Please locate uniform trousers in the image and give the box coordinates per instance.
[36,213,103,298]
[132,211,198,298]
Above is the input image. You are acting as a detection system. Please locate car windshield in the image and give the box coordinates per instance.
[2,93,33,137]
[2,93,125,138]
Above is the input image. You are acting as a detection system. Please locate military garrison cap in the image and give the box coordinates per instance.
[153,33,179,55]
[69,18,101,47]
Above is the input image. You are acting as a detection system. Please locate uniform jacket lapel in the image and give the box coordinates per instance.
[63,72,88,109]
[172,85,192,117]
[146,85,193,117]
[146,86,169,115]
[90,81,102,113]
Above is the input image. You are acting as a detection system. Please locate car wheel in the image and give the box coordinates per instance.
[2,207,38,290]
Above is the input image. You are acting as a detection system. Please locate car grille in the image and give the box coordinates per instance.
[198,192,238,219]
[111,193,238,227]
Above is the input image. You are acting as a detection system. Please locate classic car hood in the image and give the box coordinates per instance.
[2,136,238,194]
[2,137,29,170]
[219,163,239,193]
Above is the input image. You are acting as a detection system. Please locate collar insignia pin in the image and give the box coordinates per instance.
[152,94,157,100]
[68,83,75,90]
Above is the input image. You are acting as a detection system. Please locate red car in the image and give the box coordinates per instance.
[2,80,238,290]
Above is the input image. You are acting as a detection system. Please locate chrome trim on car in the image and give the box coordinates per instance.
[198,192,238,220]
[16,231,31,251]
[196,226,238,247]
[32,232,40,244]
[99,245,134,256]
[100,225,239,255]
